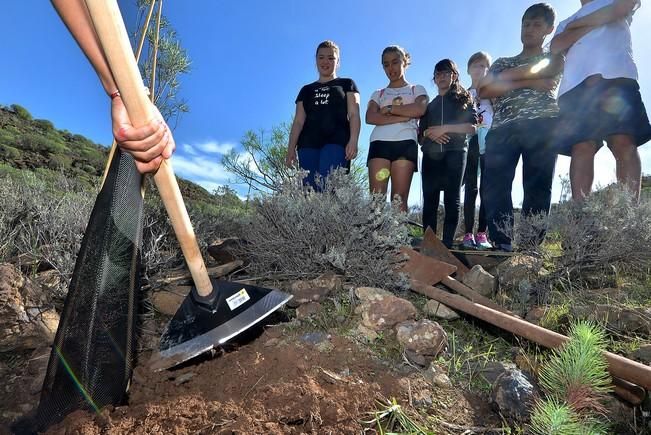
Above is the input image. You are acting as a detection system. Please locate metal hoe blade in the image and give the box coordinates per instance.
[149,289,292,371]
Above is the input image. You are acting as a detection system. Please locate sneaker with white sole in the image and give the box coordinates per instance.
[475,232,492,250]
[462,233,476,249]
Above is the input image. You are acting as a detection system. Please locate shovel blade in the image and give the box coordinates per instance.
[149,279,292,371]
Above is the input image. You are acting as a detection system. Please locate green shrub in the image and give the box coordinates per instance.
[10,104,32,120]
[528,321,611,435]
[0,170,94,299]
[47,154,73,170]
[0,144,21,160]
[34,118,55,132]
[0,130,17,147]
[237,169,410,289]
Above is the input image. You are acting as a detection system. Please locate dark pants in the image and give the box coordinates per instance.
[422,150,467,248]
[463,135,487,233]
[298,143,347,190]
[483,118,558,247]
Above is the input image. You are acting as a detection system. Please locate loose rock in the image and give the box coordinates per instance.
[461,265,496,297]
[396,319,447,366]
[361,296,418,331]
[296,302,322,319]
[491,369,539,422]
[423,300,459,320]
[496,255,544,292]
[0,263,59,352]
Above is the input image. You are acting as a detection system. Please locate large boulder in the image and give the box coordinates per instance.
[0,263,59,352]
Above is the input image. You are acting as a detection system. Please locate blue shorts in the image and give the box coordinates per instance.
[555,76,651,156]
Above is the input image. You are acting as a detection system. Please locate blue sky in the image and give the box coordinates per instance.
[1,1,650,206]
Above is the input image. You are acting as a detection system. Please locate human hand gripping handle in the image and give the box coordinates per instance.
[85,0,212,296]
[112,94,175,174]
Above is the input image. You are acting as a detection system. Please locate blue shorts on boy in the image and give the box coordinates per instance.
[556,77,651,156]
[554,0,651,155]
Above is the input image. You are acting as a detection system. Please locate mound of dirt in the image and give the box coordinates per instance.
[43,326,498,434]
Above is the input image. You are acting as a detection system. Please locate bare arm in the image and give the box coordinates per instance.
[285,101,306,166]
[478,73,555,99]
[387,95,429,118]
[51,0,117,94]
[566,0,639,29]
[496,54,564,80]
[550,25,600,54]
[51,0,175,173]
[345,92,361,160]
[366,100,410,125]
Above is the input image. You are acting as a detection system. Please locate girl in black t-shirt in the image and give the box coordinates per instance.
[286,40,361,190]
[419,59,478,248]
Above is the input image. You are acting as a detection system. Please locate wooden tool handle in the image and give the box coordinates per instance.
[85,0,212,296]
[411,279,651,392]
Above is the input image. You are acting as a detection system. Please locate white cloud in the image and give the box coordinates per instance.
[180,140,236,157]
[182,143,197,155]
[170,153,231,193]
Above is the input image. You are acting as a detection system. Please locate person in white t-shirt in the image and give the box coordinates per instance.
[365,45,429,212]
[462,51,495,250]
[551,0,651,201]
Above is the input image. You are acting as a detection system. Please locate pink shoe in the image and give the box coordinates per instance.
[462,233,476,249]
[475,232,492,250]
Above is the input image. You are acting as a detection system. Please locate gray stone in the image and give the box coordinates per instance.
[474,361,517,385]
[525,306,546,324]
[288,274,341,307]
[300,332,330,346]
[423,300,460,320]
[150,286,189,316]
[0,263,59,352]
[296,302,322,319]
[491,369,539,422]
[356,324,379,342]
[423,364,452,388]
[461,265,496,297]
[404,349,428,366]
[496,255,544,291]
[396,319,447,365]
[174,372,195,385]
[354,286,393,302]
[572,304,651,335]
[361,296,418,331]
[26,346,51,395]
[631,344,651,364]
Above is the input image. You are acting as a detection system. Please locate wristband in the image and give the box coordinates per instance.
[109,87,150,100]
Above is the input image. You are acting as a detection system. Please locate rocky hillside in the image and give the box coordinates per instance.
[0,103,244,209]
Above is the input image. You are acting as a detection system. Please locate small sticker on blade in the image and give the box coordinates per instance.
[226,288,251,311]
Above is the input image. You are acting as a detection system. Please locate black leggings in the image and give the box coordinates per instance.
[463,135,487,233]
[422,150,467,248]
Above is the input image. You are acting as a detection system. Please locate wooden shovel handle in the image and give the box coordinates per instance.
[411,279,651,393]
[85,0,212,296]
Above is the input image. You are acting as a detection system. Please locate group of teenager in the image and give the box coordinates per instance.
[55,0,651,254]
[285,0,651,252]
